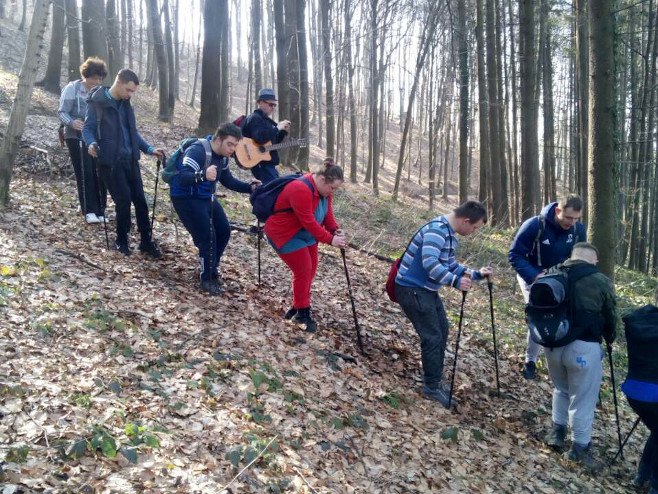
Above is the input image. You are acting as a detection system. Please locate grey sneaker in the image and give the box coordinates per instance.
[422,384,458,409]
[522,361,537,380]
[544,423,567,450]
[567,442,604,473]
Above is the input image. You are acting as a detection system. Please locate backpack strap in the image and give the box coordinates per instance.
[94,103,103,141]
[399,218,445,261]
[198,138,213,169]
[531,214,545,268]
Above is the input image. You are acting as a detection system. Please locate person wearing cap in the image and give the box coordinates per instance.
[241,88,291,184]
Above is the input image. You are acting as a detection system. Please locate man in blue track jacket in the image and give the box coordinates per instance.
[508,194,587,379]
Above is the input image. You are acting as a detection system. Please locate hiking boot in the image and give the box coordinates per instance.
[200,279,224,296]
[522,361,537,380]
[544,423,567,450]
[423,384,458,409]
[292,307,317,332]
[567,442,604,473]
[85,213,101,224]
[115,241,131,256]
[283,307,298,320]
[139,240,162,259]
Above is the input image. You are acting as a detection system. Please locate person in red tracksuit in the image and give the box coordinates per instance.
[265,161,347,332]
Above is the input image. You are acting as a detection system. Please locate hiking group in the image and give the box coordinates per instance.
[58,59,653,487]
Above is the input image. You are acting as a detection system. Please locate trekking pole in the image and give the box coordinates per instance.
[610,416,641,465]
[448,290,468,408]
[486,275,501,395]
[93,157,110,250]
[78,132,87,218]
[209,181,215,283]
[150,157,162,236]
[257,220,262,286]
[607,342,624,458]
[340,248,365,355]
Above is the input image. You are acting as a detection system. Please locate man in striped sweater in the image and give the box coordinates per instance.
[394,201,493,408]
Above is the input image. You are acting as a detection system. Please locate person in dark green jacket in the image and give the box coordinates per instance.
[542,242,616,473]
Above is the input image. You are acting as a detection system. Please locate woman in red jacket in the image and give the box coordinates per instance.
[265,161,347,332]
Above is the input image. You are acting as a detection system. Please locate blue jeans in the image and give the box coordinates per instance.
[395,284,450,389]
[171,196,230,281]
[251,163,279,184]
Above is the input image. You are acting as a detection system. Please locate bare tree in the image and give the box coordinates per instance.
[38,0,66,94]
[146,0,170,121]
[320,0,335,157]
[81,0,108,62]
[65,0,81,81]
[0,0,50,208]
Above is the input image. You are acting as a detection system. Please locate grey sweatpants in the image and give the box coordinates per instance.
[544,339,603,445]
[518,274,542,363]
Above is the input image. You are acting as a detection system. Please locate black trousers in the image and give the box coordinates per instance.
[100,157,151,244]
[628,397,658,489]
[66,138,106,216]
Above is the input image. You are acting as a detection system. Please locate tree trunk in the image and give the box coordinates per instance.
[575,0,589,219]
[218,0,229,122]
[81,0,108,62]
[65,0,81,81]
[39,0,66,94]
[587,0,615,278]
[146,0,170,121]
[106,0,122,81]
[198,0,223,133]
[250,0,262,90]
[189,2,202,108]
[0,0,50,209]
[344,0,357,182]
[456,0,469,202]
[392,2,439,201]
[518,0,539,220]
[540,0,556,203]
[320,0,335,158]
[273,0,288,118]
[295,0,309,169]
[162,0,176,115]
[18,0,27,31]
[476,0,490,204]
[172,0,179,98]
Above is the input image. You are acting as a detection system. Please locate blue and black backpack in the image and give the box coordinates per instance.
[249,173,313,223]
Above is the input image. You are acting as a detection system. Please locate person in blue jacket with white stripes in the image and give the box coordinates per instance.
[508,194,587,379]
[169,123,260,296]
[394,201,493,408]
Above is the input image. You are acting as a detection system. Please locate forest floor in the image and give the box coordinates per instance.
[0,16,657,494]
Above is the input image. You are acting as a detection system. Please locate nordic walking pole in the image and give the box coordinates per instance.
[486,275,501,395]
[93,157,110,249]
[610,417,641,466]
[257,220,262,286]
[209,180,215,283]
[607,342,624,458]
[449,290,468,408]
[340,248,364,355]
[150,157,162,237]
[78,132,88,218]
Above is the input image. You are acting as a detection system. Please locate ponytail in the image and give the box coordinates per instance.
[315,156,344,183]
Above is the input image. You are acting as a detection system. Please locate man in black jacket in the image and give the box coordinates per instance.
[83,69,165,258]
[542,242,616,473]
[241,88,290,184]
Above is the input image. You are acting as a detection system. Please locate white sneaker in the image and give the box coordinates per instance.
[97,215,109,223]
[85,213,100,224]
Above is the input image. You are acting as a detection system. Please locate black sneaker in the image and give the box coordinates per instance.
[292,307,317,332]
[544,423,567,450]
[200,279,224,296]
[283,307,297,320]
[115,241,131,256]
[522,361,537,380]
[422,384,458,409]
[567,442,604,473]
[139,240,162,259]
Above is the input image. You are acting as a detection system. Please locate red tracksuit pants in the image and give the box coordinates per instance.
[278,243,319,309]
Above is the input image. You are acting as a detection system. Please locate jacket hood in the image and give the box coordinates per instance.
[541,202,558,226]
[87,86,114,107]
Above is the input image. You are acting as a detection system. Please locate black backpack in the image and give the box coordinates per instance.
[526,263,599,347]
[249,173,313,223]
